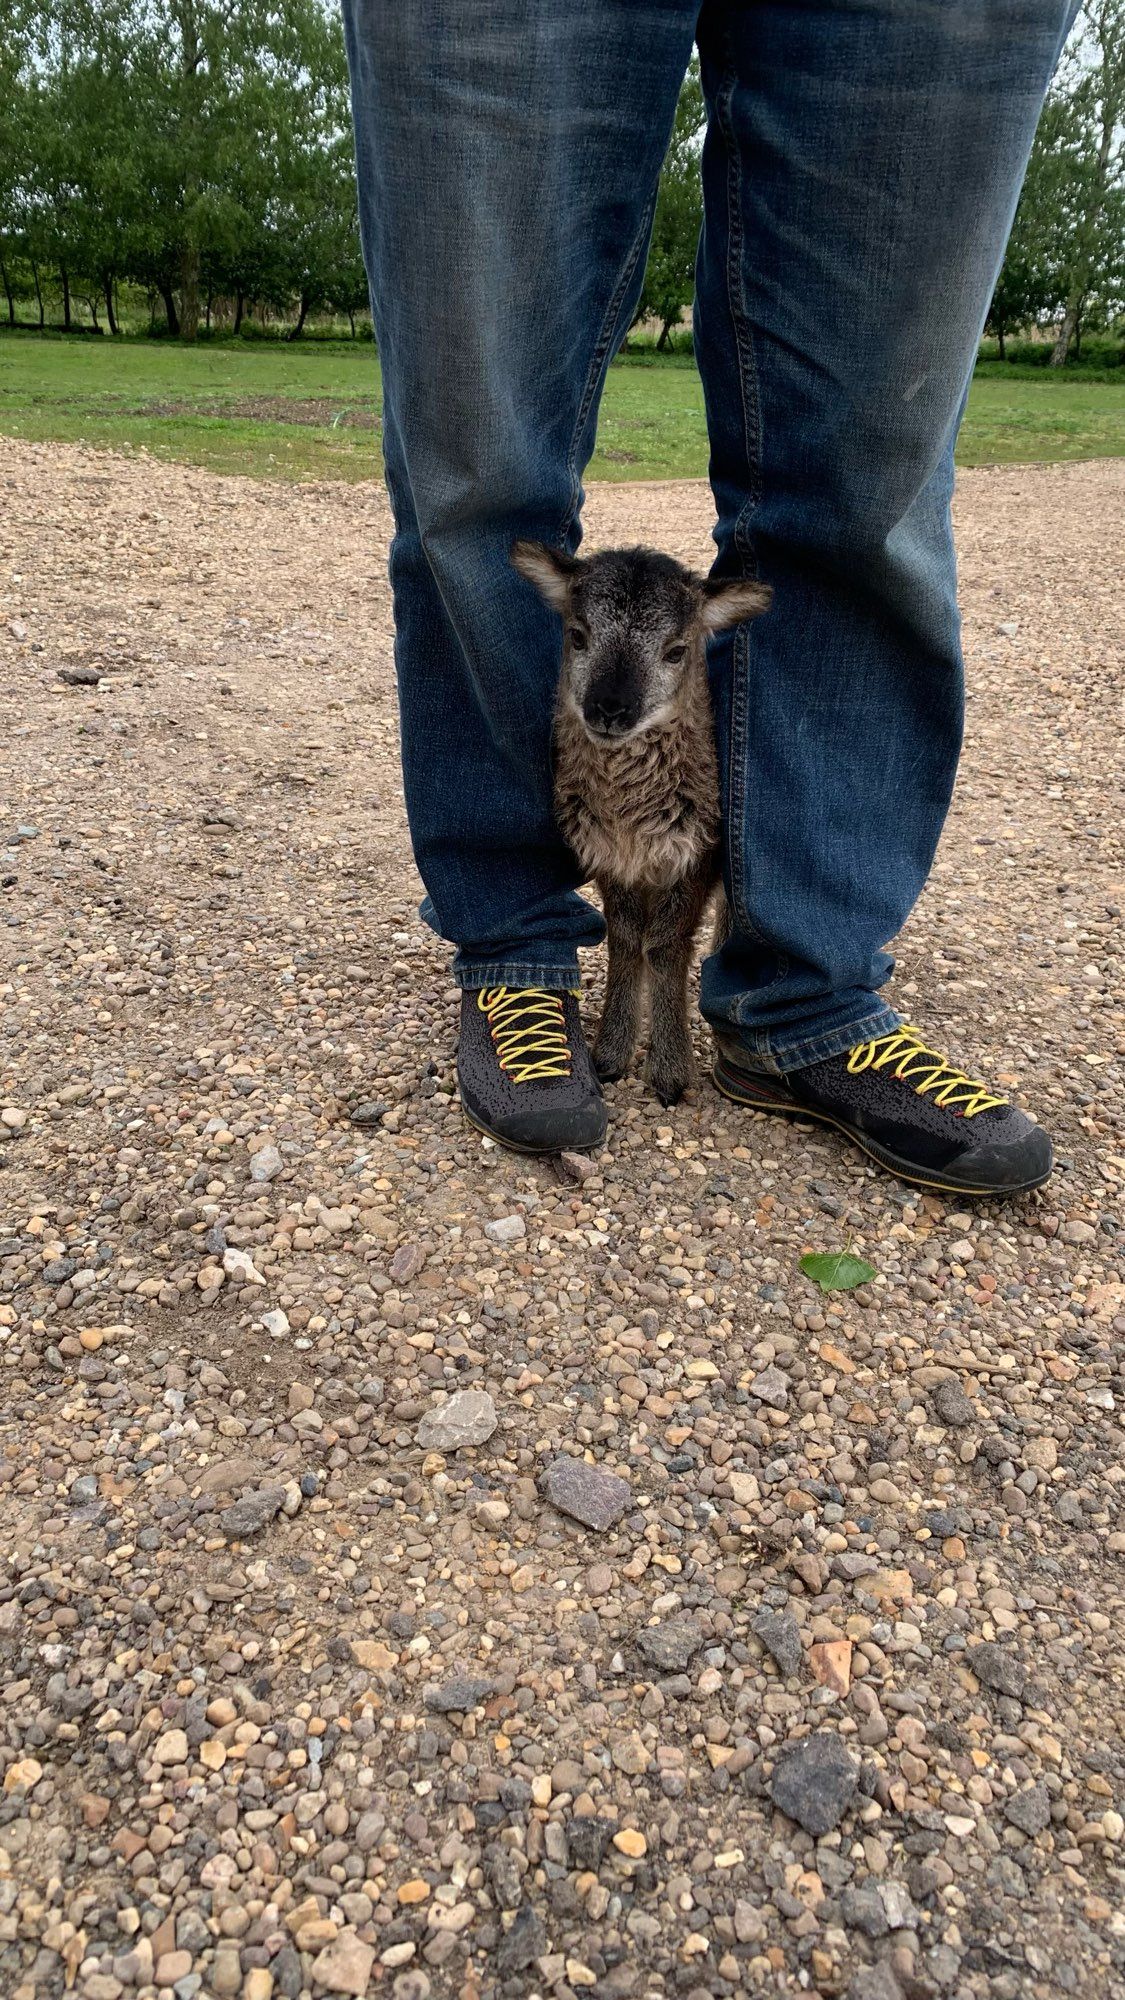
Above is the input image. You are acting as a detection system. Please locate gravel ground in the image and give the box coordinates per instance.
[1,438,1124,2000]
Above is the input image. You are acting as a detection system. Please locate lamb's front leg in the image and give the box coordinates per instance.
[593,880,646,1083]
[644,859,717,1106]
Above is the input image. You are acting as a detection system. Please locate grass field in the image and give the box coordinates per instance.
[2,330,1123,483]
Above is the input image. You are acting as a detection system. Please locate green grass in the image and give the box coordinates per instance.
[2,327,1123,483]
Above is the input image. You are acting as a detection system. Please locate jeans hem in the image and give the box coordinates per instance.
[715,1003,902,1076]
[455,961,581,993]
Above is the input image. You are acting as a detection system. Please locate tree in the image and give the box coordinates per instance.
[987,101,1069,355]
[118,0,354,339]
[986,2,1124,361]
[634,59,705,349]
[0,0,365,339]
[1047,0,1124,363]
[0,9,29,322]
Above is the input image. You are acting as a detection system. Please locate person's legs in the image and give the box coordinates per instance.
[695,0,1076,1069]
[341,0,695,990]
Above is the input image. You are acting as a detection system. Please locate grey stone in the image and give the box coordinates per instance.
[423,1675,498,1713]
[733,1900,766,1946]
[350,1099,390,1126]
[878,1881,919,1931]
[637,1616,704,1674]
[484,1212,526,1244]
[967,1641,1027,1701]
[846,1967,904,2000]
[218,1485,286,1537]
[768,1732,859,1836]
[176,1909,211,1954]
[354,1810,386,1852]
[840,1886,888,1938]
[833,1552,879,1580]
[931,1378,975,1427]
[1004,1783,1051,1835]
[272,1947,303,1999]
[924,1944,964,1990]
[488,1844,523,1909]
[749,1364,790,1409]
[249,1143,284,1183]
[58,665,101,686]
[416,1389,498,1451]
[752,1609,803,1678]
[566,1816,614,1870]
[542,1454,631,1530]
[496,1904,545,1974]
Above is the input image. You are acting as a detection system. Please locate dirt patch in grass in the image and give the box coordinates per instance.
[125,394,381,428]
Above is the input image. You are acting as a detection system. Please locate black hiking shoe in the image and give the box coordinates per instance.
[458,986,607,1154]
[713,1022,1052,1196]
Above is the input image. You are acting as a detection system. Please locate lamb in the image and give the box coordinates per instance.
[511,540,771,1105]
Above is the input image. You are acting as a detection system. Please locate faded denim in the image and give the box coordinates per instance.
[342,0,1073,1070]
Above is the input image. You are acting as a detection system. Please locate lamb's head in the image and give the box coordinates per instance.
[512,541,770,743]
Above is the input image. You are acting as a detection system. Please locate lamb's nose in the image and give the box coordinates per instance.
[588,692,634,733]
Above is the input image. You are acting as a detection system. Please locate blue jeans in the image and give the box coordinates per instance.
[341,0,1072,1071]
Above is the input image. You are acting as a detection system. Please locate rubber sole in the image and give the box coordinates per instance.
[461,1099,605,1157]
[711,1058,1052,1198]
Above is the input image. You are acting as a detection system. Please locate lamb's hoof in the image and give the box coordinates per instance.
[593,1048,630,1085]
[650,1074,688,1108]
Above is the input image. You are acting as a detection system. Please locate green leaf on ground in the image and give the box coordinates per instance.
[799,1251,876,1293]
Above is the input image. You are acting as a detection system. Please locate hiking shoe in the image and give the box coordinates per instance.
[713,1023,1052,1195]
[458,986,607,1153]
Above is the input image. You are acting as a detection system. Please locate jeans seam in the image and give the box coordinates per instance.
[714,51,774,978]
[737,1006,902,1075]
[456,962,581,991]
[560,190,660,542]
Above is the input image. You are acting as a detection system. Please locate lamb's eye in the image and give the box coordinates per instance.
[568,627,588,651]
[664,642,687,665]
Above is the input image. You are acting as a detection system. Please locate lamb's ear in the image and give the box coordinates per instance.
[699,575,773,633]
[511,539,582,612]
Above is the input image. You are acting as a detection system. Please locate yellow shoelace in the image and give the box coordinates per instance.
[478,986,575,1084]
[846,1025,1007,1118]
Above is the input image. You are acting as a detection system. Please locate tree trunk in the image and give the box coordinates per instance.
[0,260,14,326]
[233,289,244,334]
[159,282,180,337]
[104,275,118,335]
[87,294,100,330]
[1051,289,1082,366]
[32,262,44,327]
[60,264,72,331]
[656,317,676,352]
[179,241,200,340]
[288,292,310,341]
[997,324,1006,362]
[348,308,356,339]
[205,283,213,332]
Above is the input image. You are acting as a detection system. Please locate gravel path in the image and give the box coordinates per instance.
[1,439,1123,2000]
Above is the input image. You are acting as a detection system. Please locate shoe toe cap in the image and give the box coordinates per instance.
[948,1117,1053,1193]
[497,1098,608,1153]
